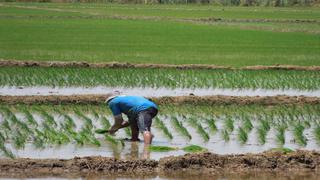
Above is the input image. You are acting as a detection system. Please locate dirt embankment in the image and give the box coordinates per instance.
[159,150,320,172]
[0,156,158,178]
[0,151,319,178]
[1,95,320,105]
[1,60,320,71]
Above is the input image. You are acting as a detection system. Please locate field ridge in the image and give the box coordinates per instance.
[1,94,320,105]
[1,60,320,71]
[0,150,319,178]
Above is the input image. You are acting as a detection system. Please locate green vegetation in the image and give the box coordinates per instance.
[1,67,320,90]
[221,129,230,142]
[0,103,320,158]
[242,117,253,132]
[225,117,234,133]
[154,117,173,140]
[206,118,217,134]
[269,147,294,154]
[148,145,177,152]
[314,126,320,145]
[1,3,320,20]
[237,127,248,144]
[171,116,192,140]
[187,117,209,142]
[0,3,319,66]
[275,125,286,146]
[182,145,207,153]
[95,129,109,134]
[293,123,307,146]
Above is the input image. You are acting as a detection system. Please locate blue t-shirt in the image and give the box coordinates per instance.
[108,95,158,116]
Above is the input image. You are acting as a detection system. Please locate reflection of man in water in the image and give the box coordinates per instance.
[106,95,158,145]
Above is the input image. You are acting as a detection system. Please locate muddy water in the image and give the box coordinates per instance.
[1,86,320,97]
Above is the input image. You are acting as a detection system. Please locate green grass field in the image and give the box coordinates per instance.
[0,2,319,66]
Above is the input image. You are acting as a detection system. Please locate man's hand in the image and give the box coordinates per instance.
[108,120,130,135]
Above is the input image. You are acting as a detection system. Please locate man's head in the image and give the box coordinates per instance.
[105,91,124,104]
[105,95,118,104]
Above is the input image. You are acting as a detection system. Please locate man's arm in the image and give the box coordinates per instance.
[108,114,130,135]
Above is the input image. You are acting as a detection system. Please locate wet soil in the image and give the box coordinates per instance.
[1,60,320,71]
[0,150,319,178]
[159,150,320,172]
[1,94,320,105]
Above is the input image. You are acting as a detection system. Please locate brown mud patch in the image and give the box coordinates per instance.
[0,150,319,178]
[1,60,320,71]
[1,94,320,105]
[0,156,158,178]
[159,150,320,172]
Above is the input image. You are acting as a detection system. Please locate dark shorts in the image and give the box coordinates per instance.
[128,107,158,132]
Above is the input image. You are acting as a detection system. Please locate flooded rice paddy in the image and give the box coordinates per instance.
[0,104,319,159]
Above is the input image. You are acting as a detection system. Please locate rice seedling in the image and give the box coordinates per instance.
[225,117,234,133]
[187,117,209,142]
[1,107,30,132]
[171,116,192,140]
[153,117,173,140]
[148,145,177,152]
[12,131,26,149]
[260,119,271,132]
[237,127,248,144]
[104,134,118,145]
[62,114,77,130]
[92,110,100,120]
[182,145,207,153]
[1,119,11,131]
[59,115,83,145]
[21,109,38,127]
[101,116,111,129]
[257,127,267,145]
[42,122,70,145]
[0,132,5,142]
[74,110,93,130]
[79,128,101,147]
[292,123,307,146]
[221,129,230,142]
[0,138,14,159]
[205,118,217,134]
[1,66,320,90]
[33,107,57,127]
[275,126,286,146]
[33,129,45,149]
[242,117,253,132]
[0,107,31,149]
[314,126,320,145]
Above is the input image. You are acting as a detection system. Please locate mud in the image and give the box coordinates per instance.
[1,94,320,105]
[159,150,320,172]
[0,150,319,178]
[0,156,158,178]
[1,60,320,71]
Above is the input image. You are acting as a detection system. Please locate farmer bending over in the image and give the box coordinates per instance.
[106,95,158,145]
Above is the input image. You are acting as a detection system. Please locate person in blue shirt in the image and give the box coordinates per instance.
[106,95,158,145]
